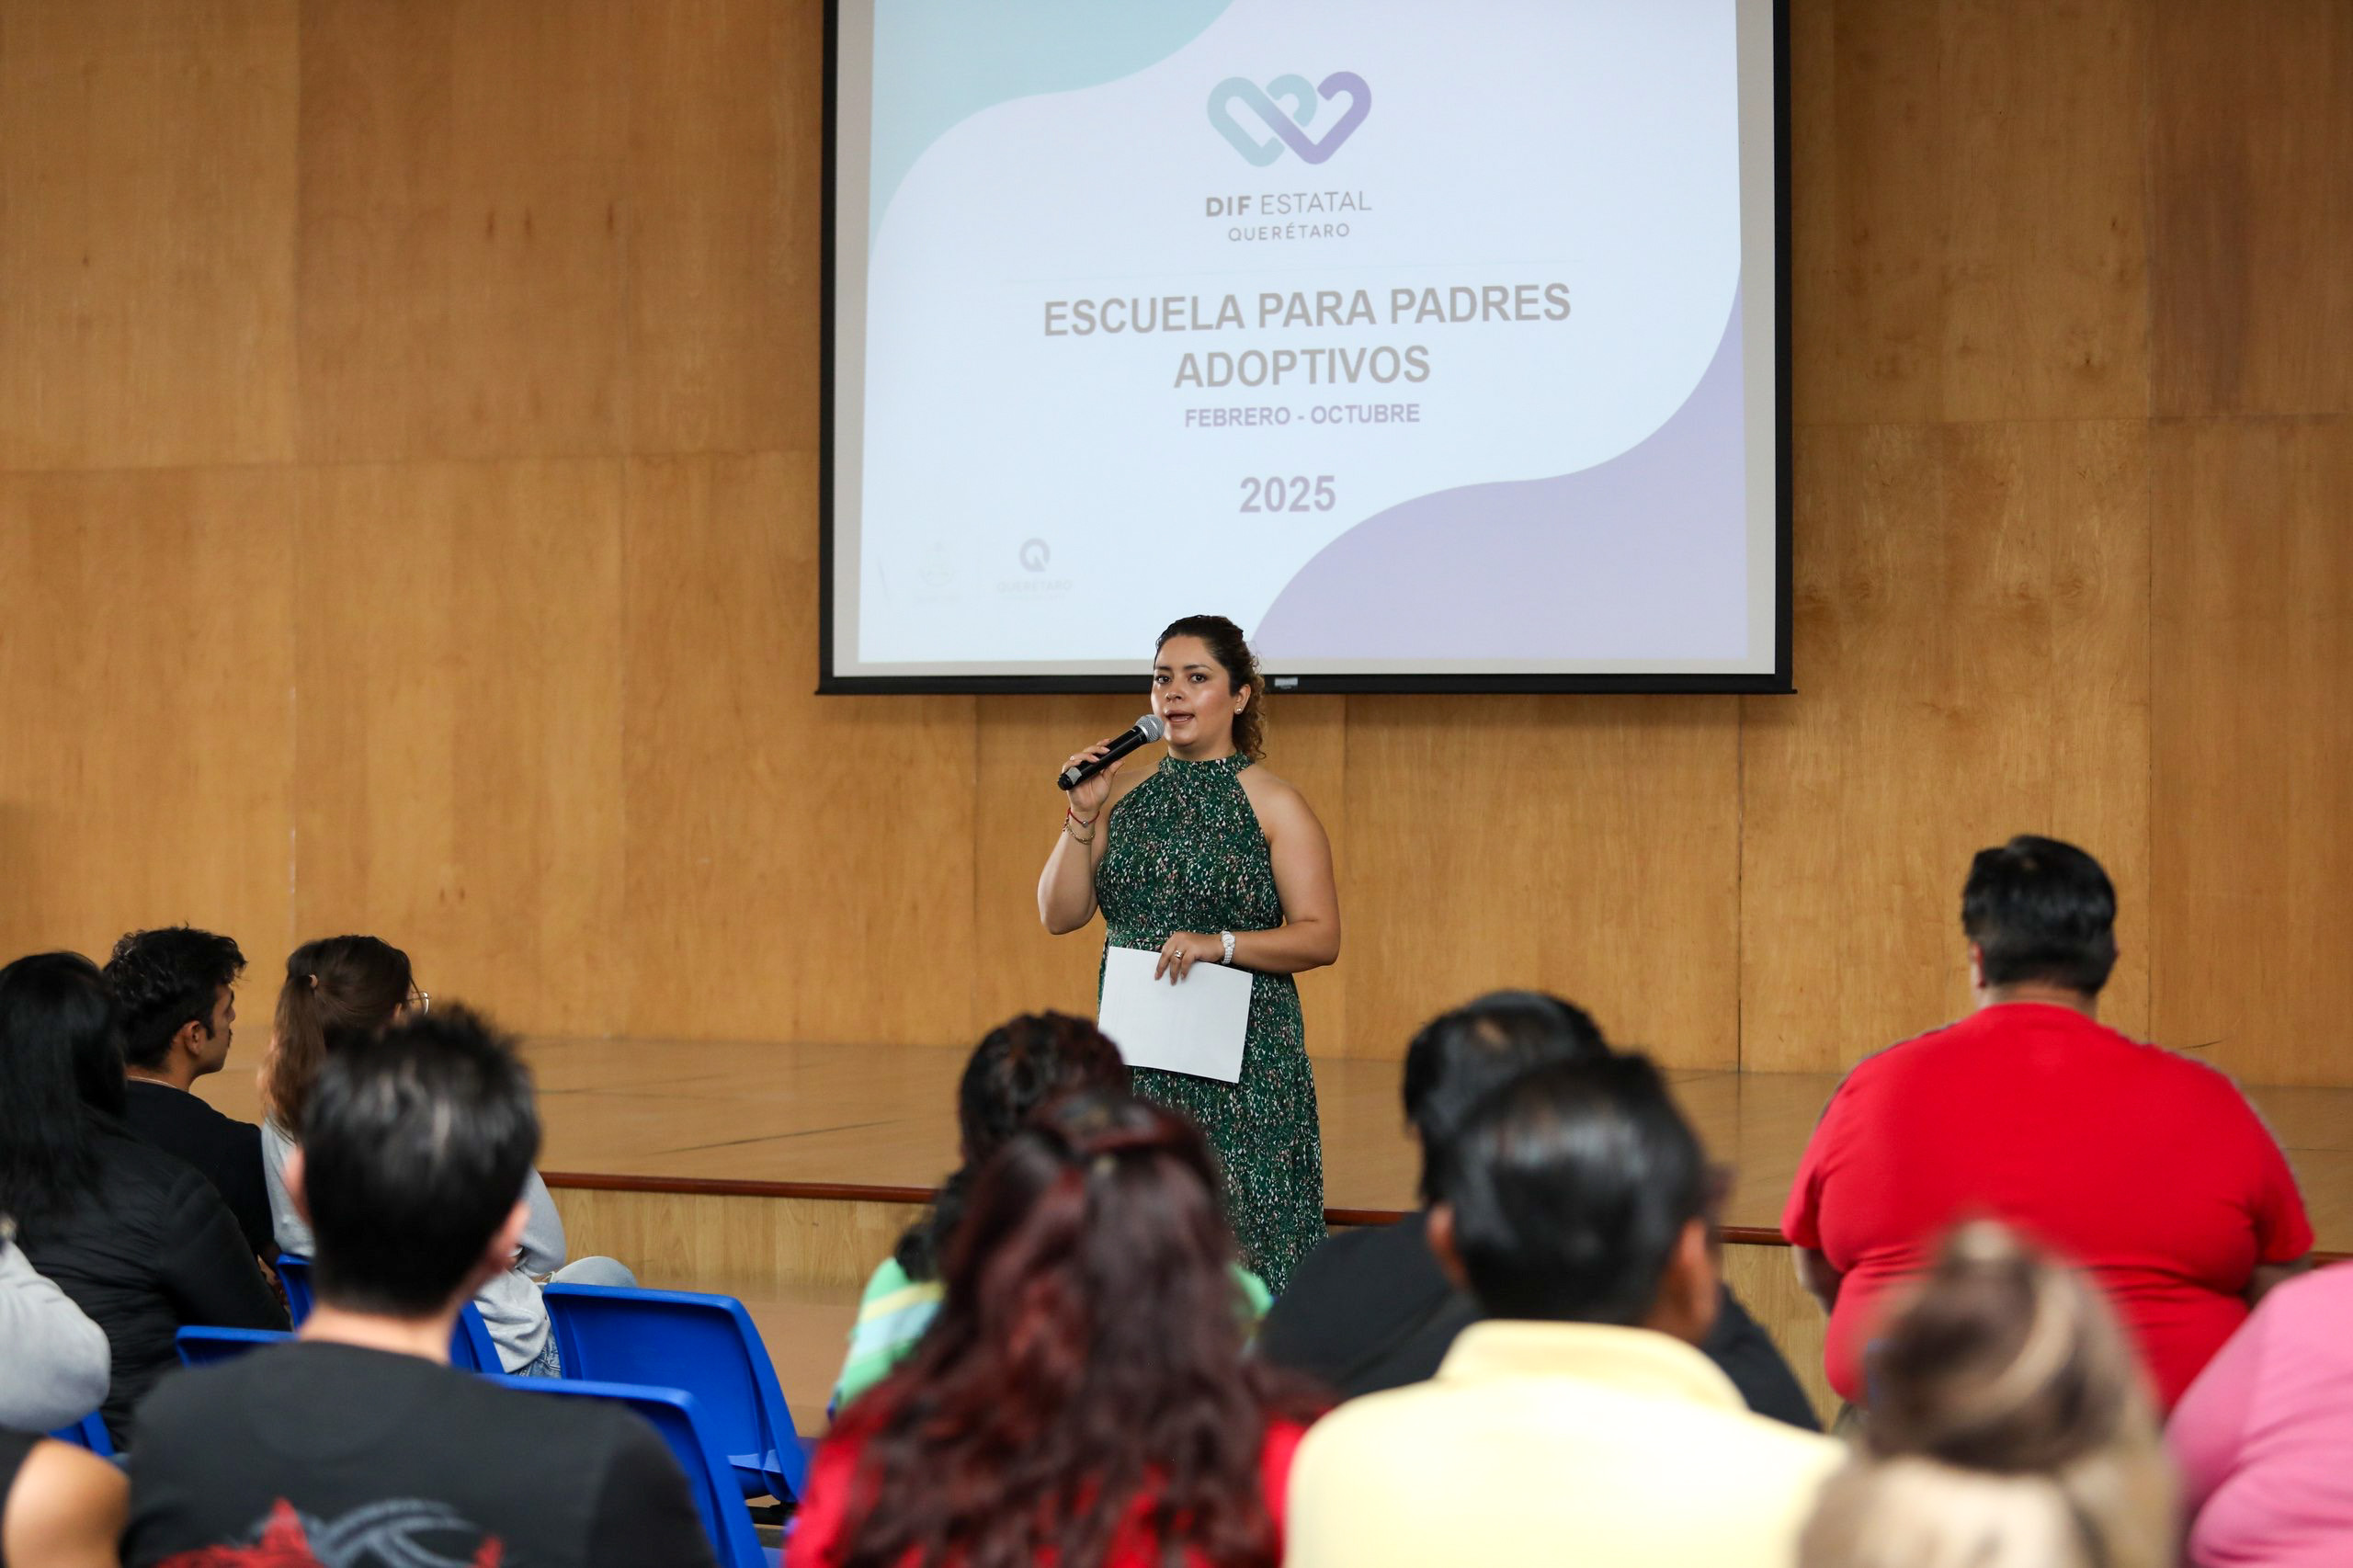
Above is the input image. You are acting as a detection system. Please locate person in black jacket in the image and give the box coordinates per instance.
[1257,990,1821,1429]
[0,951,285,1445]
[103,926,277,1262]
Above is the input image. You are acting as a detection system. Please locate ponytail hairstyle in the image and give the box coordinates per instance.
[1798,1221,2177,1568]
[893,1012,1130,1282]
[261,936,414,1139]
[836,1092,1324,1568]
[1156,614,1267,761]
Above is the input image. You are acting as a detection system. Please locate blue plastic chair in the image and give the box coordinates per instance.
[177,1325,295,1366]
[46,1411,113,1456]
[542,1283,812,1503]
[494,1377,774,1568]
[277,1256,498,1371]
[275,1254,313,1324]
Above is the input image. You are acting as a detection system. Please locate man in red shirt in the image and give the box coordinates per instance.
[1782,835,2313,1412]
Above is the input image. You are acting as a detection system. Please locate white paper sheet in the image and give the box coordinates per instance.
[1097,946,1254,1084]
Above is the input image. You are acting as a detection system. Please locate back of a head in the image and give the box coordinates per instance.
[1432,1051,1704,1325]
[262,934,413,1137]
[1403,990,1608,1203]
[302,1004,540,1320]
[893,1012,1132,1281]
[103,926,247,1072]
[0,952,125,1225]
[844,1091,1297,1568]
[955,1011,1131,1163]
[1801,1222,2175,1568]
[1961,835,2118,996]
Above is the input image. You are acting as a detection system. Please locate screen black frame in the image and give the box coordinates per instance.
[816,0,1793,697]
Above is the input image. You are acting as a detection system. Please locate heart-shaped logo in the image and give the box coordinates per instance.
[1208,72,1372,165]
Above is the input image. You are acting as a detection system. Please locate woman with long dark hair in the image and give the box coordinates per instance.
[1038,614,1341,1293]
[259,936,632,1376]
[0,952,283,1444]
[790,1093,1324,1568]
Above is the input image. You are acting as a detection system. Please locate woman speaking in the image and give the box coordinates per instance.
[1037,615,1340,1292]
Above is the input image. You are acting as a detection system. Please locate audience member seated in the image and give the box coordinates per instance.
[1260,990,1819,1426]
[0,1221,109,1434]
[0,1426,125,1568]
[104,926,277,1261]
[122,1006,715,1568]
[1287,1053,1842,1568]
[259,934,631,1376]
[832,1011,1271,1411]
[790,1092,1323,1568]
[0,953,284,1445]
[2170,1258,2353,1567]
[1801,1221,2175,1568]
[1783,835,2311,1412]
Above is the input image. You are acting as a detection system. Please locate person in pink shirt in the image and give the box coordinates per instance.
[2169,1261,2353,1568]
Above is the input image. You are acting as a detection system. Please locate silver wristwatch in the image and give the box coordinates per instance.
[1219,930,1236,965]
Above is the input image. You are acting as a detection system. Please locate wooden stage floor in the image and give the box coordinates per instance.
[196,1038,2353,1423]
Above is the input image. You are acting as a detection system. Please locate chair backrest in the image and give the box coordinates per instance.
[276,1256,497,1374]
[177,1325,295,1367]
[491,1377,768,1568]
[46,1411,113,1456]
[275,1254,313,1324]
[542,1283,811,1502]
[449,1300,501,1372]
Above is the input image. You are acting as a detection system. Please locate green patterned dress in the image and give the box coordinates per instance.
[1095,753,1324,1294]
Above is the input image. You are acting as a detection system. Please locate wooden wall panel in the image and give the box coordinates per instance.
[2151,0,2353,417]
[620,452,977,1044]
[0,0,297,470]
[620,0,821,456]
[1791,0,2148,426]
[1341,698,1742,1067]
[1741,422,2152,1071]
[2151,417,2353,1085]
[297,0,631,462]
[0,468,295,964]
[292,460,626,1036]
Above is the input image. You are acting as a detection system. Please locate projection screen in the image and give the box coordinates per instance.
[821,0,1790,693]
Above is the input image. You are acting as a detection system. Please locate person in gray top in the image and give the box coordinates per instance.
[0,1220,111,1433]
[257,935,633,1374]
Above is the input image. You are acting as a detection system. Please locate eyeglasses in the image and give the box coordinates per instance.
[407,988,431,1017]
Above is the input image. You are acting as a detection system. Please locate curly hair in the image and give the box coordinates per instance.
[834,1092,1323,1568]
[1157,614,1268,760]
[103,926,247,1071]
[892,1012,1130,1282]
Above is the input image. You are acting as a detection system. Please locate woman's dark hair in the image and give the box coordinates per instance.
[893,1012,1130,1281]
[835,1092,1322,1568]
[1961,835,2118,995]
[104,926,247,1071]
[0,952,127,1226]
[1433,1052,1707,1325]
[1402,990,1608,1203]
[261,935,414,1138]
[1156,613,1267,760]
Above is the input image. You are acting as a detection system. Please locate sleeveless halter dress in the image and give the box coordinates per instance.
[1094,753,1325,1293]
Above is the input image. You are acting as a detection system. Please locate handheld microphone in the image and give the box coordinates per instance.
[1057,713,1166,790]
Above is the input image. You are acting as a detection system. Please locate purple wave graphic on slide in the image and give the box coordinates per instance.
[1256,293,1749,661]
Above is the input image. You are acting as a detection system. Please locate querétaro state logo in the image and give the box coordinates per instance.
[1208,72,1372,165]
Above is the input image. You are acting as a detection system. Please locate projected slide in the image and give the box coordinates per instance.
[825,0,1786,689]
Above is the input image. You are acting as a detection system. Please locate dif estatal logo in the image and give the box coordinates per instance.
[1207,72,1371,166]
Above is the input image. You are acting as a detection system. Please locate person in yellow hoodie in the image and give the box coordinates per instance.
[1287,1052,1843,1568]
